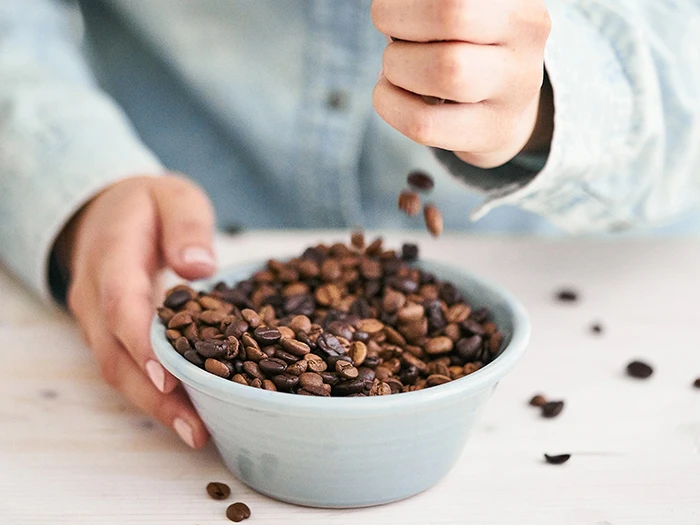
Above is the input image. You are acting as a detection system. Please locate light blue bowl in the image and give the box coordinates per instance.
[152,259,530,508]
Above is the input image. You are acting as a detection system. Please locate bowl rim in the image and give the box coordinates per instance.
[152,258,530,415]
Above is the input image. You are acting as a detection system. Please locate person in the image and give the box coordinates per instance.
[1,0,699,449]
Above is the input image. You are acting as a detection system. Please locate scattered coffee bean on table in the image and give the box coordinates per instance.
[423,204,443,237]
[541,400,565,418]
[406,170,435,191]
[159,235,504,397]
[694,378,700,389]
[626,360,653,379]
[226,502,251,522]
[206,482,231,500]
[529,394,547,407]
[398,190,421,217]
[590,322,603,334]
[544,453,571,465]
[555,289,578,302]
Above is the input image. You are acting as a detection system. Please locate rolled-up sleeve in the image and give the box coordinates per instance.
[0,0,163,301]
[439,0,700,234]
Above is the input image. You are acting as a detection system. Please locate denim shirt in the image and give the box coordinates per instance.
[1,0,700,300]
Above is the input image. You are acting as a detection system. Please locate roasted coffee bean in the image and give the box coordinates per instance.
[279,337,311,357]
[199,310,228,325]
[262,379,277,391]
[382,288,406,313]
[242,361,264,380]
[541,401,565,418]
[627,360,653,379]
[272,373,299,392]
[199,326,223,340]
[350,231,365,250]
[245,345,266,362]
[384,377,404,394]
[389,276,419,294]
[401,243,419,262]
[396,303,424,324]
[157,307,176,324]
[425,300,446,332]
[320,371,341,386]
[164,288,193,309]
[332,378,366,396]
[463,362,481,375]
[456,335,482,361]
[226,502,251,522]
[285,359,308,375]
[174,336,191,355]
[206,481,231,500]
[347,341,368,366]
[316,332,346,356]
[694,378,700,389]
[544,454,571,465]
[590,322,604,334]
[195,340,229,358]
[326,320,354,341]
[362,355,381,369]
[259,358,288,376]
[406,170,435,191]
[253,326,281,345]
[425,336,454,355]
[299,372,324,389]
[488,331,503,354]
[303,353,327,373]
[184,350,204,367]
[225,319,249,339]
[327,355,353,371]
[529,394,547,407]
[357,366,376,387]
[426,374,452,387]
[423,204,443,237]
[303,382,332,396]
[461,319,486,336]
[205,358,233,379]
[446,304,471,324]
[336,360,359,379]
[168,311,194,329]
[398,190,421,216]
[232,373,248,386]
[370,380,392,396]
[283,294,315,316]
[320,259,342,282]
[556,289,578,302]
[274,349,300,365]
[365,237,383,256]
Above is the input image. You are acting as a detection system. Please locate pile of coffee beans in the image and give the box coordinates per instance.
[398,171,443,237]
[158,234,504,397]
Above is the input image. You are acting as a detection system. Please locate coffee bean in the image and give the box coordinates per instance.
[283,294,315,316]
[168,311,194,329]
[336,360,359,379]
[303,353,327,373]
[316,332,345,357]
[195,340,229,359]
[326,320,354,341]
[544,454,571,465]
[425,336,454,355]
[164,288,193,309]
[423,204,443,237]
[461,319,486,336]
[406,170,435,191]
[541,401,565,418]
[347,341,368,366]
[529,394,547,407]
[253,326,281,345]
[590,322,604,335]
[398,190,421,217]
[205,358,233,379]
[350,231,365,250]
[225,319,249,339]
[289,315,312,334]
[332,378,366,396]
[694,378,700,389]
[627,360,653,379]
[555,288,578,302]
[184,350,204,367]
[400,365,420,385]
[226,502,251,522]
[262,379,277,391]
[320,259,342,282]
[258,358,288,376]
[199,310,228,325]
[320,371,341,386]
[279,337,311,357]
[426,374,452,387]
[463,362,481,375]
[446,303,471,324]
[272,373,299,392]
[174,336,191,355]
[206,481,231,500]
[303,382,332,396]
[456,335,482,361]
[401,243,419,262]
[273,348,299,365]
[232,374,248,386]
[369,380,392,396]
[157,307,176,324]
[365,237,383,256]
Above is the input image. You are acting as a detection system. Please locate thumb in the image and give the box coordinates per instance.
[153,175,217,281]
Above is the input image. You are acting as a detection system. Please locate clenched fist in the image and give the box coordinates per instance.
[372,0,552,168]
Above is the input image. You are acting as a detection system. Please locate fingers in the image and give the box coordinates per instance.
[92,330,209,449]
[154,176,217,281]
[371,0,512,44]
[382,40,507,103]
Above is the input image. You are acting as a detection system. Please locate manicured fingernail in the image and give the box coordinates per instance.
[174,418,196,448]
[182,246,215,267]
[146,360,166,393]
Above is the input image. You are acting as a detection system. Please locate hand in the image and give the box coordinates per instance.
[371,0,552,168]
[58,175,216,448]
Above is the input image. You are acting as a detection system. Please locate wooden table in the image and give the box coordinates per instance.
[2,232,700,524]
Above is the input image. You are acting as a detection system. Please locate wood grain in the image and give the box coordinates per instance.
[1,232,699,524]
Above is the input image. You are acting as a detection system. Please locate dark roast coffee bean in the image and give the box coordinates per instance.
[627,360,653,379]
[401,243,419,261]
[283,294,315,316]
[406,170,435,191]
[332,378,366,396]
[226,502,251,522]
[316,332,345,357]
[400,365,420,385]
[590,322,604,334]
[273,348,300,365]
[272,373,299,392]
[456,335,482,361]
[195,340,229,358]
[327,355,352,370]
[320,371,341,386]
[541,401,565,418]
[253,326,281,345]
[529,394,547,407]
[363,356,381,369]
[206,481,231,500]
[352,330,370,343]
[694,378,700,389]
[243,361,264,380]
[470,307,490,323]
[184,350,204,367]
[164,289,193,309]
[225,319,249,339]
[461,319,486,336]
[326,321,354,341]
[544,454,571,465]
[174,336,191,355]
[424,300,446,332]
[556,288,578,302]
[259,358,288,376]
[350,298,372,319]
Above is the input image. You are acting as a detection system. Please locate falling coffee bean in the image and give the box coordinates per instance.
[423,204,443,237]
[206,482,231,500]
[406,170,435,191]
[555,288,578,302]
[398,190,421,217]
[226,502,251,522]
[401,243,419,262]
[541,401,565,419]
[627,360,653,379]
[693,378,700,389]
[544,453,571,465]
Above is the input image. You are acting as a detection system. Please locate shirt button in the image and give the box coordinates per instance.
[327,90,349,111]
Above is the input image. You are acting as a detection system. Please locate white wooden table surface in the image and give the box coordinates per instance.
[1,231,700,525]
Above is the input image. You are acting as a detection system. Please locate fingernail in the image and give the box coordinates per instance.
[146,360,166,393]
[182,246,215,267]
[174,418,196,448]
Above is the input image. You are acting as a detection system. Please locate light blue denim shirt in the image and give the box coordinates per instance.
[1,0,700,300]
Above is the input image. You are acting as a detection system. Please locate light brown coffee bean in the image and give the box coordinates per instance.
[242,361,264,380]
[299,372,324,389]
[165,329,181,341]
[245,345,267,362]
[315,283,342,306]
[426,374,452,387]
[241,309,262,328]
[286,359,308,376]
[369,380,392,396]
[489,331,503,354]
[277,326,295,339]
[199,326,223,340]
[375,365,393,380]
[296,259,320,279]
[157,307,176,324]
[382,288,406,313]
[262,379,277,391]
[174,336,191,355]
[241,333,259,350]
[444,323,461,342]
[282,282,309,297]
[401,352,429,373]
[423,203,443,237]
[249,378,262,389]
[290,315,312,334]
[304,353,327,372]
[397,303,424,324]
[359,258,383,280]
[232,374,248,386]
[350,231,365,250]
[347,341,368,367]
[336,360,359,379]
[383,326,406,346]
[398,190,421,217]
[365,237,383,256]
[168,311,194,329]
[280,337,311,357]
[425,336,454,355]
[463,362,482,375]
[320,259,342,282]
[183,300,202,313]
[449,365,465,380]
[205,358,233,379]
[199,296,225,311]
[357,318,384,334]
[446,303,471,324]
